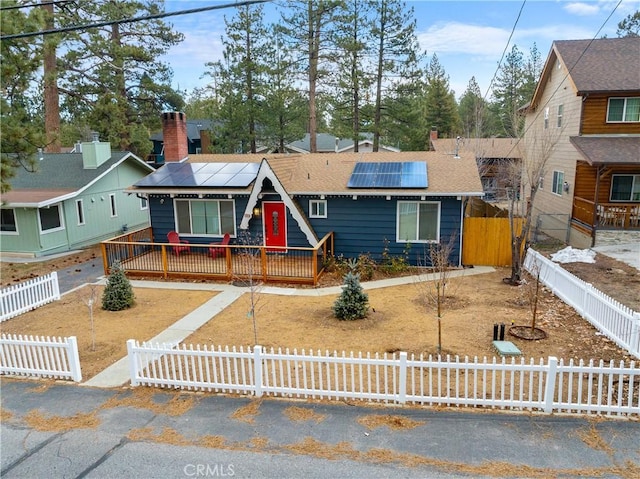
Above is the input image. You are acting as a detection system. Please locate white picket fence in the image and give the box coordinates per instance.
[127,341,639,416]
[524,249,640,358]
[0,272,61,322]
[0,334,82,382]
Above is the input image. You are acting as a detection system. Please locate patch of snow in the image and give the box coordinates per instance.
[550,246,596,264]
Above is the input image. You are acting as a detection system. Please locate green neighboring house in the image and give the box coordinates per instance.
[0,140,154,257]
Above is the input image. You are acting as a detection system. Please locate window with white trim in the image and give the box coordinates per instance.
[175,199,235,236]
[552,171,564,196]
[1,208,18,233]
[109,193,117,217]
[544,107,549,129]
[140,196,148,210]
[611,174,640,201]
[557,104,563,127]
[607,97,640,122]
[39,204,64,233]
[397,201,440,243]
[76,199,85,225]
[309,199,327,218]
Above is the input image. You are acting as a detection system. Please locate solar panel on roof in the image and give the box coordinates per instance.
[222,174,255,187]
[347,161,427,189]
[134,162,259,189]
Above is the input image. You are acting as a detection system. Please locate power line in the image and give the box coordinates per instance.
[503,0,623,159]
[0,0,270,40]
[0,0,73,11]
[482,0,526,101]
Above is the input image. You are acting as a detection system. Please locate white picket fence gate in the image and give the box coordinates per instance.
[524,249,640,358]
[0,334,82,382]
[0,272,61,322]
[127,341,639,416]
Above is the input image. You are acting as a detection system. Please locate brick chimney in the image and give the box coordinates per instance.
[430,127,438,142]
[162,112,188,162]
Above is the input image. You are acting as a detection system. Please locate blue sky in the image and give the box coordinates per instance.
[162,0,637,99]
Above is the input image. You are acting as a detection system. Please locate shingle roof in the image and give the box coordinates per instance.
[569,136,640,165]
[9,151,130,189]
[134,151,484,197]
[528,37,640,111]
[271,151,482,195]
[554,38,640,93]
[431,138,522,159]
[3,151,151,206]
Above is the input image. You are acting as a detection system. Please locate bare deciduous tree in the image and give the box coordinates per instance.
[83,285,97,351]
[235,231,264,345]
[505,113,564,285]
[415,234,459,355]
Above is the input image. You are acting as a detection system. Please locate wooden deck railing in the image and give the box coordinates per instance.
[573,198,640,230]
[102,229,334,286]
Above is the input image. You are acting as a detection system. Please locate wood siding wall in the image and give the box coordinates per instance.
[574,162,598,203]
[581,94,640,135]
[304,196,463,266]
[148,194,465,267]
[574,163,640,204]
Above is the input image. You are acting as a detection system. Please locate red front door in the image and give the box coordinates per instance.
[263,202,287,249]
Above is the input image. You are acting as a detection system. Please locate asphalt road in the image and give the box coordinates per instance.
[2,380,639,479]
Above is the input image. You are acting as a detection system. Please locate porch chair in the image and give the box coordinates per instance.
[209,233,231,258]
[167,230,190,256]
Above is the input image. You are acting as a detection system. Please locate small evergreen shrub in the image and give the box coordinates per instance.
[102,261,134,311]
[333,271,369,321]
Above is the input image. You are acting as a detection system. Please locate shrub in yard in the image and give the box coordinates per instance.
[102,261,134,311]
[333,271,369,321]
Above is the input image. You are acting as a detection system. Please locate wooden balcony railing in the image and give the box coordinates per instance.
[573,198,640,230]
[101,228,335,286]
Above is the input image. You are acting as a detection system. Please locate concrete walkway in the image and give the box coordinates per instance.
[83,266,495,388]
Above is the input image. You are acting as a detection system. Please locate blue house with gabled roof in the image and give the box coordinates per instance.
[128,149,484,267]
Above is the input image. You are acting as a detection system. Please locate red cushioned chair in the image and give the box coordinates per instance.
[209,233,230,258]
[167,230,190,256]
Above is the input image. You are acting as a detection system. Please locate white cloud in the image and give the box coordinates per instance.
[514,23,600,43]
[418,22,510,58]
[161,29,225,90]
[563,2,601,16]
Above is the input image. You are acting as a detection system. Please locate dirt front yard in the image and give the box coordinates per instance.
[1,267,636,382]
[0,286,216,379]
[184,267,635,363]
[1,243,638,381]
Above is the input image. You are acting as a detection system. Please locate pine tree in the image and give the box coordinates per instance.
[333,272,369,321]
[0,1,46,193]
[616,11,639,37]
[370,0,424,151]
[56,0,184,157]
[205,3,270,153]
[102,262,135,311]
[491,45,526,137]
[423,54,460,138]
[280,0,340,152]
[260,25,308,153]
[458,76,495,138]
[329,0,374,150]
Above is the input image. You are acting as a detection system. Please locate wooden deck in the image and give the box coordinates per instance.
[102,228,334,286]
[573,198,640,230]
